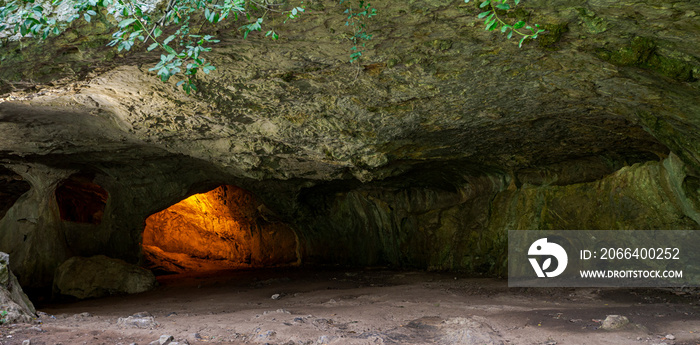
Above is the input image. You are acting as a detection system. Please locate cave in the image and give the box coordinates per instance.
[142,185,299,275]
[1,0,700,343]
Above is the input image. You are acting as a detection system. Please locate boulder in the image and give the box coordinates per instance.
[0,252,36,324]
[53,255,156,299]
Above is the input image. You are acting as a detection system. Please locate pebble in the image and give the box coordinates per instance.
[192,333,203,340]
[601,315,629,330]
[665,334,676,340]
[158,334,174,345]
[271,294,281,300]
[22,340,30,345]
[117,315,157,329]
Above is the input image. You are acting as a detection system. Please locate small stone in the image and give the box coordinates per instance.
[22,340,31,345]
[192,333,203,340]
[271,294,280,300]
[601,315,630,330]
[665,334,676,340]
[117,315,157,329]
[159,335,174,345]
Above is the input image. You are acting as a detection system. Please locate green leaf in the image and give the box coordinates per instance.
[479,0,490,8]
[154,27,162,38]
[486,19,498,31]
[501,25,509,33]
[464,0,470,2]
[118,18,136,28]
[514,0,520,5]
[495,3,509,10]
[84,13,91,22]
[518,36,526,48]
[513,20,525,29]
[147,42,158,51]
[477,11,491,19]
[507,30,513,39]
[86,9,96,16]
[163,34,175,45]
[163,45,176,54]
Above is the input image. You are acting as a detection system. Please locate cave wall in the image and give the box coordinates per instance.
[293,155,700,276]
[489,155,700,231]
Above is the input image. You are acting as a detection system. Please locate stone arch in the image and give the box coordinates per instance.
[142,184,299,274]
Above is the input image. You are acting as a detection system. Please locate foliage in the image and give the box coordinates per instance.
[0,0,306,93]
[340,0,376,63]
[0,0,543,93]
[0,310,7,324]
[465,0,544,47]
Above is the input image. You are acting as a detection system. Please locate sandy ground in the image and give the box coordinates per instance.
[1,268,699,345]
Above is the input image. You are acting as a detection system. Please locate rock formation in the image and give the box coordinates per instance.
[0,252,36,323]
[0,0,698,291]
[53,255,157,299]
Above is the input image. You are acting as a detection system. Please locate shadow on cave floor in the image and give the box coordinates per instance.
[13,268,699,345]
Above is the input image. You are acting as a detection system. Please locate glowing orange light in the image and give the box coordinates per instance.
[142,185,298,273]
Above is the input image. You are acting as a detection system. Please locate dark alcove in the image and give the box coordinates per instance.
[0,166,31,220]
[55,173,109,225]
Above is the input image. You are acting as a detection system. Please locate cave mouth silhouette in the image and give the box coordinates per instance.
[142,185,299,275]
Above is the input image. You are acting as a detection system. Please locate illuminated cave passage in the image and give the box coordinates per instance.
[142,185,299,274]
[55,173,109,225]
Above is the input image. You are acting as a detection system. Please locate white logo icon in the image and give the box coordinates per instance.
[528,238,568,278]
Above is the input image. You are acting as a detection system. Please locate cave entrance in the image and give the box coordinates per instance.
[142,185,299,275]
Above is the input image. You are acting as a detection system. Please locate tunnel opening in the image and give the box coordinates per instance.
[55,173,109,225]
[0,166,31,221]
[142,185,299,275]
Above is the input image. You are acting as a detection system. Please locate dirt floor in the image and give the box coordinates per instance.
[1,268,699,345]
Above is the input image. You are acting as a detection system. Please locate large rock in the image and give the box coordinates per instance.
[53,255,157,299]
[0,252,36,324]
